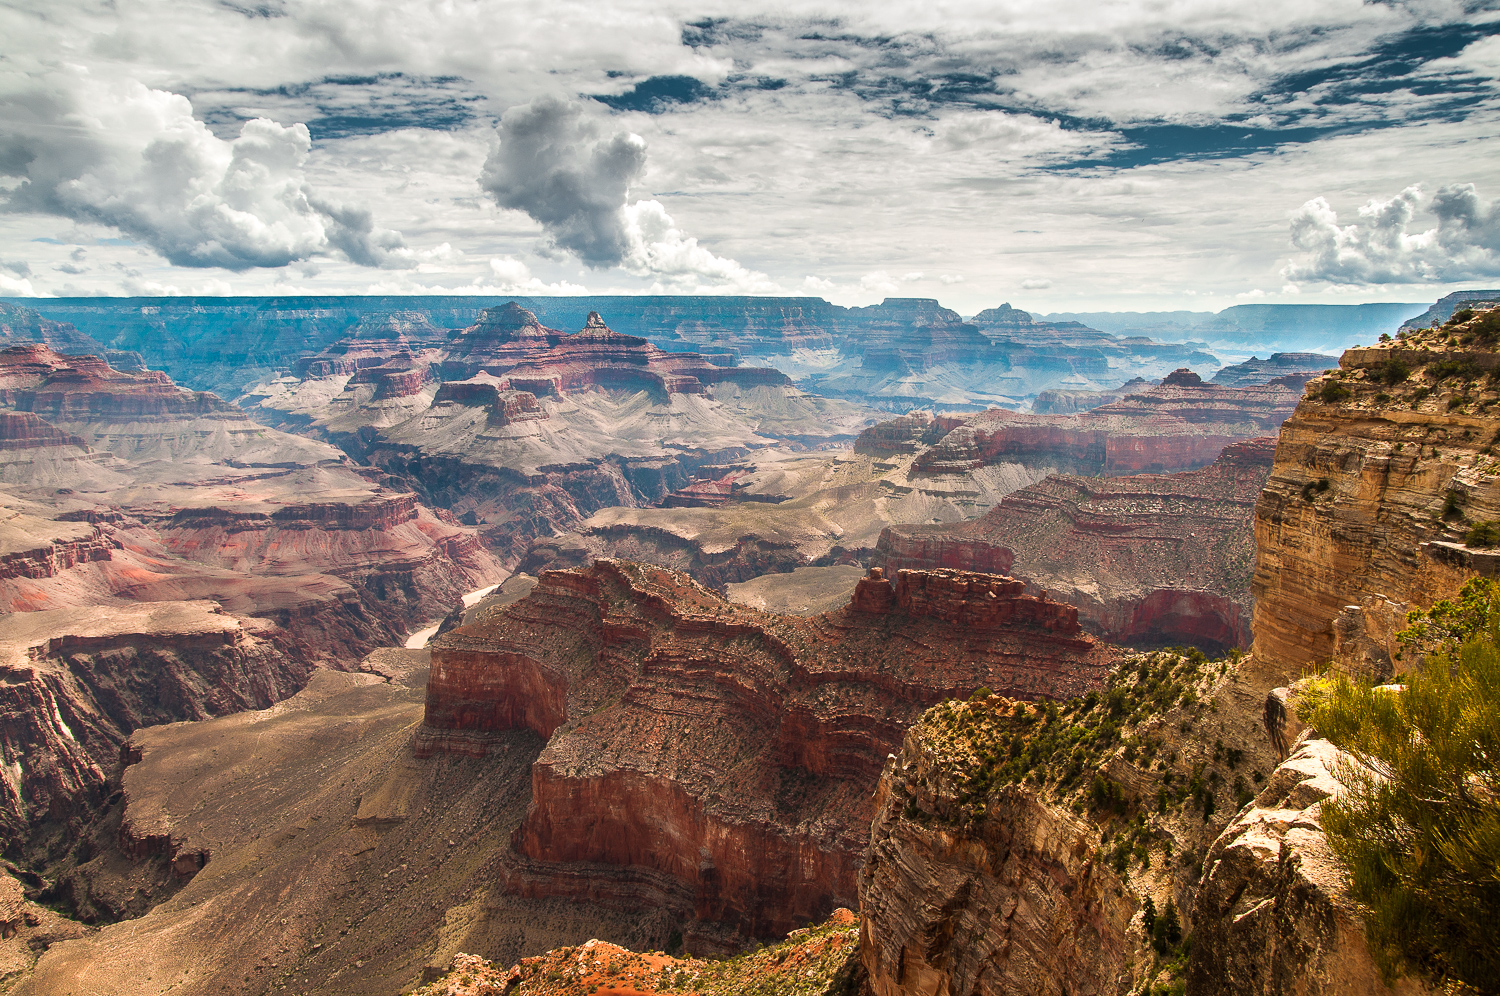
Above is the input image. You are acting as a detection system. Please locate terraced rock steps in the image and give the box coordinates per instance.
[420,561,1121,948]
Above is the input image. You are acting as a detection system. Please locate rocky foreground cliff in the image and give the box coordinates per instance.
[1253,306,1500,678]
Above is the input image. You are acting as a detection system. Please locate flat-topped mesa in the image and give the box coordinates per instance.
[901,569,1080,634]
[432,379,548,427]
[346,354,435,400]
[851,566,1081,635]
[1253,306,1500,678]
[852,410,965,456]
[419,559,1118,945]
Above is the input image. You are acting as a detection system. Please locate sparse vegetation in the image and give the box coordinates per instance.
[1306,578,1500,994]
[1318,381,1351,403]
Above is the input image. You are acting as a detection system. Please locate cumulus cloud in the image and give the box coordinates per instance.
[1284,183,1500,284]
[0,71,410,270]
[480,96,777,292]
[1021,277,1051,289]
[479,97,648,267]
[486,256,587,294]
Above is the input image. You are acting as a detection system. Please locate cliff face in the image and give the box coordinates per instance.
[859,650,1281,996]
[0,346,503,665]
[1186,734,1431,996]
[909,374,1297,477]
[1252,310,1500,678]
[0,602,308,857]
[881,438,1274,650]
[421,561,1120,946]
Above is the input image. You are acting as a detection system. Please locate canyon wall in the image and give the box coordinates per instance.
[860,649,1281,996]
[0,602,308,858]
[881,438,1274,650]
[1252,311,1500,678]
[421,560,1120,947]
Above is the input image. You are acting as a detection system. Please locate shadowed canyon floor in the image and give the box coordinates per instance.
[18,651,665,996]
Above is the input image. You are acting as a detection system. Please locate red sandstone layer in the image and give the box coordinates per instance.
[420,560,1119,946]
[880,438,1275,650]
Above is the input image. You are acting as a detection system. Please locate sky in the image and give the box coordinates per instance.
[3,0,1500,313]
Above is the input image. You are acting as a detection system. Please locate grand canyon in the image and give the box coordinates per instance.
[5,6,1497,988]
[0,286,1488,996]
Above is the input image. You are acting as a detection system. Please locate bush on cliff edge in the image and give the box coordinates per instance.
[1309,579,1500,994]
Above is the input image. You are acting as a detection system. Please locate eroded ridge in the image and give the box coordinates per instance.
[419,560,1120,947]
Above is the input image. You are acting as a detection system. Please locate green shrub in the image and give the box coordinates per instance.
[1465,521,1500,548]
[1372,358,1411,385]
[1308,581,1500,992]
[1318,381,1351,403]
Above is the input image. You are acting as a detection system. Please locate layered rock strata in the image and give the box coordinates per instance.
[0,602,308,856]
[530,384,1291,595]
[0,346,503,664]
[880,438,1275,650]
[421,560,1120,946]
[248,307,877,565]
[860,650,1281,996]
[1252,308,1500,677]
[907,371,1298,477]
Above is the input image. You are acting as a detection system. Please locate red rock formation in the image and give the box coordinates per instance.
[494,312,791,400]
[0,344,240,422]
[852,411,966,456]
[0,602,309,855]
[420,560,1120,945]
[881,438,1275,650]
[907,377,1296,477]
[0,411,92,452]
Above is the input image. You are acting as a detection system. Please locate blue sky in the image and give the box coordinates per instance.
[2,0,1500,312]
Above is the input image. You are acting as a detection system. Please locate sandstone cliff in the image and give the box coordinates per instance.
[1252,307,1500,678]
[421,561,1120,947]
[860,650,1280,996]
[0,601,308,858]
[880,438,1275,650]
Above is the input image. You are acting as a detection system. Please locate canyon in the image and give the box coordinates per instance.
[879,437,1275,651]
[0,335,502,855]
[0,293,1472,996]
[246,304,878,564]
[420,561,1117,947]
[9,295,1392,413]
[522,374,1300,592]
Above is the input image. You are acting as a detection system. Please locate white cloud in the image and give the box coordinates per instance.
[0,271,36,295]
[939,274,965,285]
[486,256,587,294]
[1284,183,1500,285]
[859,271,900,296]
[0,70,410,270]
[1021,277,1051,289]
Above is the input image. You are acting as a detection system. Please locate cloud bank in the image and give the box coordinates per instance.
[1285,183,1500,284]
[481,96,777,292]
[0,72,409,270]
